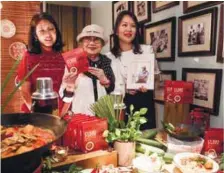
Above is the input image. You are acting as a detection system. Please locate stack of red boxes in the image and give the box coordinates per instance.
[63,114,108,153]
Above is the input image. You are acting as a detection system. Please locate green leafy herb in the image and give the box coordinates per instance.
[103,105,148,143]
[1,62,39,112]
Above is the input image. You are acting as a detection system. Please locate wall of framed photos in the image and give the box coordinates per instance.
[91,1,223,128]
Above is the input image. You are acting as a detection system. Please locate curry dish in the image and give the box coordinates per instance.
[1,124,55,158]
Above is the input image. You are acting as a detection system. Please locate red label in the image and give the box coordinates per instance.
[204,128,224,155]
[164,80,194,104]
[62,48,89,74]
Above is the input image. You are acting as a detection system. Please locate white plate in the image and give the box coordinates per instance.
[174,152,219,173]
[80,169,93,173]
[1,19,16,38]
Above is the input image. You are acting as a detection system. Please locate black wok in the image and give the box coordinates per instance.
[163,122,203,141]
[1,113,67,173]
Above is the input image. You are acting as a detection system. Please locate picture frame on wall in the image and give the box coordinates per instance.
[132,1,151,24]
[127,56,154,90]
[154,70,176,104]
[217,4,224,63]
[182,68,222,115]
[183,1,222,14]
[112,1,131,28]
[152,1,179,13]
[178,7,217,57]
[144,17,176,61]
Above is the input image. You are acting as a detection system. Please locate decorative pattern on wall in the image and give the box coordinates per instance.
[1,1,40,113]
[1,19,16,38]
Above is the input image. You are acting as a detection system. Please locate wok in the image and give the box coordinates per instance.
[1,113,67,173]
[163,123,203,141]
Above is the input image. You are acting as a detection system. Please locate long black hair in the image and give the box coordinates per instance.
[28,12,63,54]
[111,11,142,58]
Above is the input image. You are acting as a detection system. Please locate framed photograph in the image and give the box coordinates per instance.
[154,70,176,104]
[182,68,222,115]
[109,34,114,51]
[217,4,224,63]
[132,1,151,24]
[145,17,176,61]
[178,7,217,57]
[183,1,222,14]
[112,1,131,28]
[152,1,179,13]
[127,56,154,90]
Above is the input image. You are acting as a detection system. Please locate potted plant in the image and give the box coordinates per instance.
[91,98,147,166]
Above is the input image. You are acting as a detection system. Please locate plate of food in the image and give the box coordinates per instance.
[173,152,219,173]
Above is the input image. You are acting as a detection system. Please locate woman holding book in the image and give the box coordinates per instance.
[106,11,160,130]
[60,24,115,115]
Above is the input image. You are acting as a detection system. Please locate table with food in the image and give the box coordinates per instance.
[1,46,223,173]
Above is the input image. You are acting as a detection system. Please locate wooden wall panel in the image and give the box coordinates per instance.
[1,2,40,113]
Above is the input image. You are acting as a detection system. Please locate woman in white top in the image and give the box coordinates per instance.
[106,11,160,129]
[60,24,115,115]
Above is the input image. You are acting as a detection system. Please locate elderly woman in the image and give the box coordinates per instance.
[60,24,115,115]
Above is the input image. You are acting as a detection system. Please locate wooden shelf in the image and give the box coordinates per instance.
[52,150,118,169]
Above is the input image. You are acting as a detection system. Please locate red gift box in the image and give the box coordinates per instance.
[63,114,89,149]
[62,48,89,74]
[164,80,194,104]
[204,128,224,155]
[63,114,108,152]
[78,118,108,152]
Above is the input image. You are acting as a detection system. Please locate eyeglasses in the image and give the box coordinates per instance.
[37,27,56,35]
[83,37,102,44]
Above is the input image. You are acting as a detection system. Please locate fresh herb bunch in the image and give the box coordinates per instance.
[90,95,118,131]
[42,157,83,173]
[103,105,148,143]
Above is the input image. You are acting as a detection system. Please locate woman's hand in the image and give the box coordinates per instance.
[139,86,148,93]
[62,72,78,92]
[88,67,110,85]
[127,86,147,95]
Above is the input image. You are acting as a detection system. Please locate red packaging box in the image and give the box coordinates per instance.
[63,114,90,149]
[164,80,194,104]
[78,118,108,153]
[204,128,224,155]
[76,116,96,150]
[62,47,89,74]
